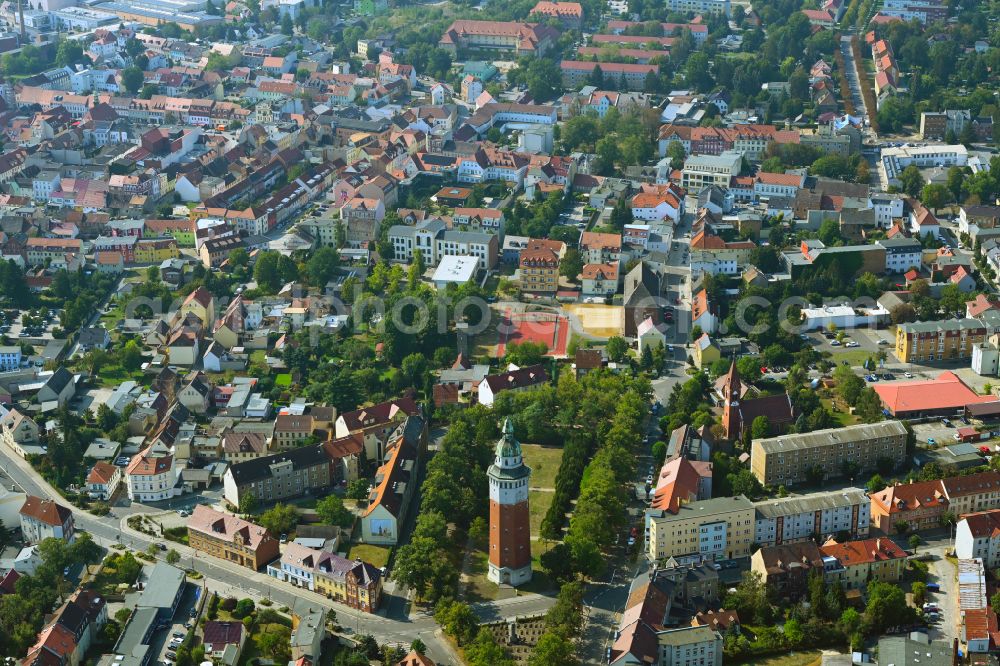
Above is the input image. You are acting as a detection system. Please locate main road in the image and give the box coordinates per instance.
[0,444,556,665]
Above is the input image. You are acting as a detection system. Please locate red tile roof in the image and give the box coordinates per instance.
[19,496,72,527]
[819,537,907,565]
[874,371,995,415]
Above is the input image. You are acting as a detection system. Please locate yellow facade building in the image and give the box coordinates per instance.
[646,496,755,562]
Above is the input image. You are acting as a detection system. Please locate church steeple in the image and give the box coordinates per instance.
[722,359,741,403]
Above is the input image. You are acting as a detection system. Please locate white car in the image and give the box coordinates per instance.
[845,341,860,348]
[905,372,913,378]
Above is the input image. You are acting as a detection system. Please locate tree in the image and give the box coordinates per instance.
[55,40,84,67]
[258,503,298,536]
[435,599,478,645]
[750,416,770,440]
[899,165,925,198]
[894,520,910,534]
[119,339,143,371]
[238,492,257,515]
[316,495,353,528]
[280,13,293,35]
[651,441,667,468]
[305,246,340,288]
[232,598,255,619]
[685,52,714,91]
[505,340,548,366]
[528,632,578,666]
[410,639,427,655]
[866,473,885,493]
[606,336,629,363]
[560,248,583,282]
[908,533,922,552]
[667,140,686,170]
[121,66,144,94]
[166,549,180,565]
[921,183,949,212]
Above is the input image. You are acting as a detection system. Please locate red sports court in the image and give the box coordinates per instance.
[496,309,569,358]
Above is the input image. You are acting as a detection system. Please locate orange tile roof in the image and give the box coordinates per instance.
[87,461,118,485]
[819,537,907,565]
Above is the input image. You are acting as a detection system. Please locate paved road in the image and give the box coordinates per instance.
[0,443,554,665]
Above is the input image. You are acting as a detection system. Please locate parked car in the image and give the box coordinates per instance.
[904,372,913,378]
[941,418,952,427]
[926,583,941,592]
[927,438,936,445]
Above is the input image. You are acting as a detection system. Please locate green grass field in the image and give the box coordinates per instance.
[521,444,562,490]
[347,543,391,568]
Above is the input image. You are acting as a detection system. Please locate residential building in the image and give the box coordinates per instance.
[313,553,382,612]
[877,634,956,666]
[579,231,622,264]
[560,61,658,91]
[751,541,825,602]
[666,0,729,15]
[38,367,75,407]
[477,364,549,407]
[870,471,1000,534]
[221,432,270,463]
[273,414,315,451]
[819,537,907,590]
[361,416,425,545]
[529,0,582,27]
[750,421,907,487]
[753,488,870,547]
[125,447,176,502]
[919,109,972,140]
[187,505,281,570]
[223,443,333,506]
[645,495,755,562]
[334,396,422,462]
[202,621,245,663]
[86,461,121,500]
[19,496,74,543]
[518,238,565,293]
[1,409,41,458]
[580,262,620,296]
[876,237,922,273]
[896,317,992,363]
[290,608,325,663]
[955,510,1000,569]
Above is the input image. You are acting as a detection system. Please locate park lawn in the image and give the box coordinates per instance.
[463,548,500,601]
[820,398,861,427]
[96,365,144,388]
[520,444,562,490]
[347,543,391,568]
[829,349,877,367]
[528,490,554,537]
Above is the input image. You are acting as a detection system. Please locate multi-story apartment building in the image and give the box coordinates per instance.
[876,237,922,273]
[187,505,280,570]
[956,510,1000,569]
[19,496,74,544]
[579,231,622,264]
[451,208,505,237]
[25,237,83,265]
[273,414,314,451]
[751,541,824,602]
[870,470,1000,533]
[753,488,870,547]
[560,61,658,92]
[341,197,385,248]
[267,542,383,612]
[0,345,21,372]
[819,538,907,590]
[894,317,995,363]
[919,109,972,140]
[681,151,742,190]
[223,444,332,506]
[645,496,755,562]
[518,238,565,294]
[750,421,908,487]
[125,448,177,502]
[438,20,558,56]
[388,220,499,271]
[666,0,729,15]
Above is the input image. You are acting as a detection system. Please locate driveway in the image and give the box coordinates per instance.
[927,550,959,647]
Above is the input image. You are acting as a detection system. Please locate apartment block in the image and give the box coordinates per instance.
[750,421,908,487]
[518,238,565,294]
[819,538,907,590]
[753,488,870,547]
[645,496,755,562]
[956,510,1000,569]
[870,470,1000,533]
[223,444,332,506]
[187,505,280,570]
[895,317,995,363]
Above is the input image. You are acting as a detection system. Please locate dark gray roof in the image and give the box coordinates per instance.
[227,443,330,485]
[43,367,74,395]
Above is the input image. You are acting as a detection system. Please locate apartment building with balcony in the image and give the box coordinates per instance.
[750,421,908,487]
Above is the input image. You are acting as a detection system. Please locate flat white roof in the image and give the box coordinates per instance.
[432,255,478,284]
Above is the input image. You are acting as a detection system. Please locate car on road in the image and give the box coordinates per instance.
[927,438,936,445]
[905,372,913,378]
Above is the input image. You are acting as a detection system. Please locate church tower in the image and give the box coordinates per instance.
[721,360,742,440]
[488,418,532,587]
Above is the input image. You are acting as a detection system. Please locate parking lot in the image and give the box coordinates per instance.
[912,417,974,447]
[157,583,202,665]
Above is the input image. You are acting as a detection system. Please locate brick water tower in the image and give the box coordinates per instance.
[487,418,532,587]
